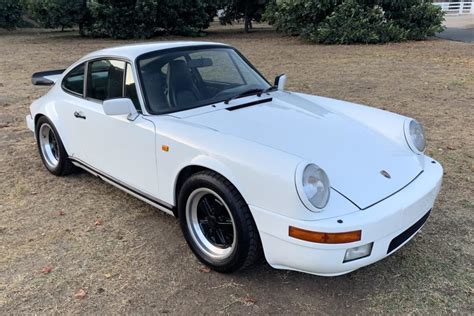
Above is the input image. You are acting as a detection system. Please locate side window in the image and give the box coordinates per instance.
[63,63,85,96]
[124,63,141,112]
[87,59,125,101]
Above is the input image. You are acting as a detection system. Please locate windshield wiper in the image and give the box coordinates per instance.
[257,85,277,97]
[224,88,264,104]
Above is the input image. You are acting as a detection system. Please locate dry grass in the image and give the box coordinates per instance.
[0,24,473,314]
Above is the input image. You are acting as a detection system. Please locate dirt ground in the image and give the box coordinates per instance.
[1,24,473,314]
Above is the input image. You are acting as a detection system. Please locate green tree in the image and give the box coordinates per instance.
[29,0,85,31]
[81,0,216,39]
[264,0,445,44]
[219,0,269,33]
[0,0,24,29]
[383,0,446,40]
[304,0,405,44]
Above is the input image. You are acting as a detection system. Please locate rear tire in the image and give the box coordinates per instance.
[178,170,262,273]
[36,116,77,176]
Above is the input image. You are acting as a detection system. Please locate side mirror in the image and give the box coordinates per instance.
[102,98,139,121]
[274,74,287,91]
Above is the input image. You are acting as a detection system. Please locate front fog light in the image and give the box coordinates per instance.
[343,243,373,263]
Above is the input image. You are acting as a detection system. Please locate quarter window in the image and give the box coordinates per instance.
[87,60,126,101]
[62,63,85,95]
[125,63,141,111]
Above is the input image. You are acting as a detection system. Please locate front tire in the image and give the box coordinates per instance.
[36,116,77,176]
[178,171,262,273]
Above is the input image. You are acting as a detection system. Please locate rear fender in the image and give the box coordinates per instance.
[32,93,72,155]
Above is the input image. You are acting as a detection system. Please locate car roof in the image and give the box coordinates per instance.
[82,41,230,61]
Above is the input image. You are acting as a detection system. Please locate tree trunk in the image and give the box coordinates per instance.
[244,0,249,33]
[78,0,87,36]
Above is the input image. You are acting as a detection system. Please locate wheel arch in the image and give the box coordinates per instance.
[33,111,72,155]
[173,157,248,218]
[34,113,45,126]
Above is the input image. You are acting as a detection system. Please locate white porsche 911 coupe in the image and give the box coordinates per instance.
[26,42,443,276]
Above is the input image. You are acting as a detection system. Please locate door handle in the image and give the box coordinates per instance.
[74,111,86,119]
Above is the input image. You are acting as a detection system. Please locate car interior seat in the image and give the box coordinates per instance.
[107,66,124,100]
[166,60,202,109]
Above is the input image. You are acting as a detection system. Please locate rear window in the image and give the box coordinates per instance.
[62,63,85,96]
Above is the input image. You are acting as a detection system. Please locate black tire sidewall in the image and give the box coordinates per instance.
[178,172,253,272]
[35,116,69,176]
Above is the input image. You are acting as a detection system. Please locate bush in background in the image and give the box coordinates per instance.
[382,0,445,40]
[264,0,335,36]
[265,0,445,44]
[82,0,145,39]
[81,0,216,39]
[29,0,85,31]
[219,0,269,33]
[0,0,25,29]
[306,0,405,44]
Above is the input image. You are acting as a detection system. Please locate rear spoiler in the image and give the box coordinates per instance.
[32,69,65,86]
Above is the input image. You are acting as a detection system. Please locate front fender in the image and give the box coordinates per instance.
[152,116,333,220]
[187,154,246,198]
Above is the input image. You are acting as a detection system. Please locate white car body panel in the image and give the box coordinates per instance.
[182,91,422,210]
[251,157,442,276]
[43,74,62,84]
[26,41,443,276]
[72,102,158,197]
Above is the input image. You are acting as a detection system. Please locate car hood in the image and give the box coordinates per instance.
[180,92,423,209]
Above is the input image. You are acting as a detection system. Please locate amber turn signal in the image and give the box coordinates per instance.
[289,226,361,244]
[162,145,169,152]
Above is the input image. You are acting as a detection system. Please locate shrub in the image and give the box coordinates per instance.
[154,0,214,35]
[305,1,405,44]
[82,0,143,39]
[264,0,336,36]
[390,2,445,40]
[265,0,445,44]
[29,0,85,31]
[0,0,24,29]
[219,0,269,33]
[82,0,216,39]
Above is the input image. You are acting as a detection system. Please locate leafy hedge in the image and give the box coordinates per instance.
[265,0,445,44]
[218,0,269,33]
[0,0,24,29]
[81,0,216,39]
[29,0,85,31]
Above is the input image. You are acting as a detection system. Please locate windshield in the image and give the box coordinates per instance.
[136,46,270,114]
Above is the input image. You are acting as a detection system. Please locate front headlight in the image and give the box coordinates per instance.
[404,119,426,154]
[296,163,330,212]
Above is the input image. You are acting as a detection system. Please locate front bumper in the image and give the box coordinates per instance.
[251,158,443,276]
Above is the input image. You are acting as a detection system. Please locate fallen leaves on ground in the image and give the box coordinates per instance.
[95,218,103,226]
[199,266,211,273]
[243,296,257,305]
[58,211,65,216]
[74,289,87,299]
[41,266,52,274]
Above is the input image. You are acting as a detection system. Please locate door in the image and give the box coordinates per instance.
[69,59,158,197]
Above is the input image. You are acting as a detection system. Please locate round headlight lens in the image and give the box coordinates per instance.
[406,119,426,153]
[301,164,330,210]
